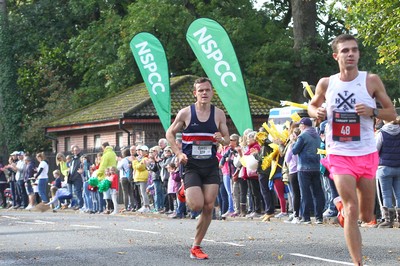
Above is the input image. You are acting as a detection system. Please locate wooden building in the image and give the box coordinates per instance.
[45,75,279,153]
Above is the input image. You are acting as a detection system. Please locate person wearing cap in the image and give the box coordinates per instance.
[132,145,151,213]
[158,146,175,214]
[117,148,134,212]
[308,34,397,265]
[15,152,28,209]
[292,117,325,224]
[166,77,230,260]
[5,152,20,209]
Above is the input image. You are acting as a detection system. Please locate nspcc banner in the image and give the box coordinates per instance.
[130,32,171,131]
[186,18,253,134]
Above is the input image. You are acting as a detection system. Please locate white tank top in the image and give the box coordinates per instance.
[325,71,376,156]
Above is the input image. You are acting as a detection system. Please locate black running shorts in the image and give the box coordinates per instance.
[183,157,220,189]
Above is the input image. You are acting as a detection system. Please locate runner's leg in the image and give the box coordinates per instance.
[334,174,362,265]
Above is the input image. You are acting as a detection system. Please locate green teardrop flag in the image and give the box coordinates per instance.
[186,18,253,134]
[130,32,171,131]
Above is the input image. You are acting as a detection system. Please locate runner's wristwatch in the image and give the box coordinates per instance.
[371,108,379,118]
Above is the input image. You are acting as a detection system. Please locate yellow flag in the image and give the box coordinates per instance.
[290,112,301,122]
[301,81,314,98]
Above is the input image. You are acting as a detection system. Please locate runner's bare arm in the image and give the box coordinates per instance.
[364,74,396,121]
[166,107,190,164]
[308,77,329,120]
[215,108,230,146]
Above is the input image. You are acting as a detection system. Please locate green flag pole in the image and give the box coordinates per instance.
[130,32,171,131]
[186,18,253,134]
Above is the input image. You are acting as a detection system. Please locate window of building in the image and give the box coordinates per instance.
[135,130,145,146]
[64,137,71,152]
[116,132,123,149]
[94,135,101,149]
[83,136,88,150]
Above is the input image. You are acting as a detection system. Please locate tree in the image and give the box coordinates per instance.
[339,0,400,76]
[291,0,318,101]
[0,0,23,153]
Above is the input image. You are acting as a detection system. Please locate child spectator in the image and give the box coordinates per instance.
[103,168,113,214]
[50,170,62,209]
[46,187,72,209]
[66,155,72,167]
[167,162,181,218]
[108,166,119,215]
[88,169,99,214]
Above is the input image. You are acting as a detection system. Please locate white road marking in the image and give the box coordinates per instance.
[70,224,101,229]
[1,215,19,220]
[201,238,245,247]
[123,229,161,235]
[16,221,49,225]
[290,253,363,265]
[34,220,55,224]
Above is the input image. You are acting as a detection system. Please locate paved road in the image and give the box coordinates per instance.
[0,208,399,265]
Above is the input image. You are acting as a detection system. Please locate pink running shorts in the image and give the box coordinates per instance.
[321,151,379,181]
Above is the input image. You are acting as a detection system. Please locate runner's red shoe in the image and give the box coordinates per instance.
[177,184,186,203]
[334,196,344,227]
[190,246,209,260]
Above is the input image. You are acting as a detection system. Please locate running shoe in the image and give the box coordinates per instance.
[360,219,377,228]
[333,196,345,227]
[190,246,209,260]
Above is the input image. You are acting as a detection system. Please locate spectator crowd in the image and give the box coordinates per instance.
[1,116,400,229]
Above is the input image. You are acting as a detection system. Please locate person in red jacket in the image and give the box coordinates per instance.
[108,166,119,215]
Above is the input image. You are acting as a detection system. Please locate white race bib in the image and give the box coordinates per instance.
[192,141,213,159]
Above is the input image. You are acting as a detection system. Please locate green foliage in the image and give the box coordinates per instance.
[0,10,23,152]
[2,0,398,154]
[338,0,400,76]
[120,0,195,76]
[67,10,125,98]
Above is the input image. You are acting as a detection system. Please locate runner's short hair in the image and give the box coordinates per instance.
[193,77,213,90]
[331,34,358,53]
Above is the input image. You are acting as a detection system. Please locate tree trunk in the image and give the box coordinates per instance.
[0,0,6,15]
[291,0,318,103]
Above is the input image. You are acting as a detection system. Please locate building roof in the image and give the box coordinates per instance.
[46,75,279,129]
